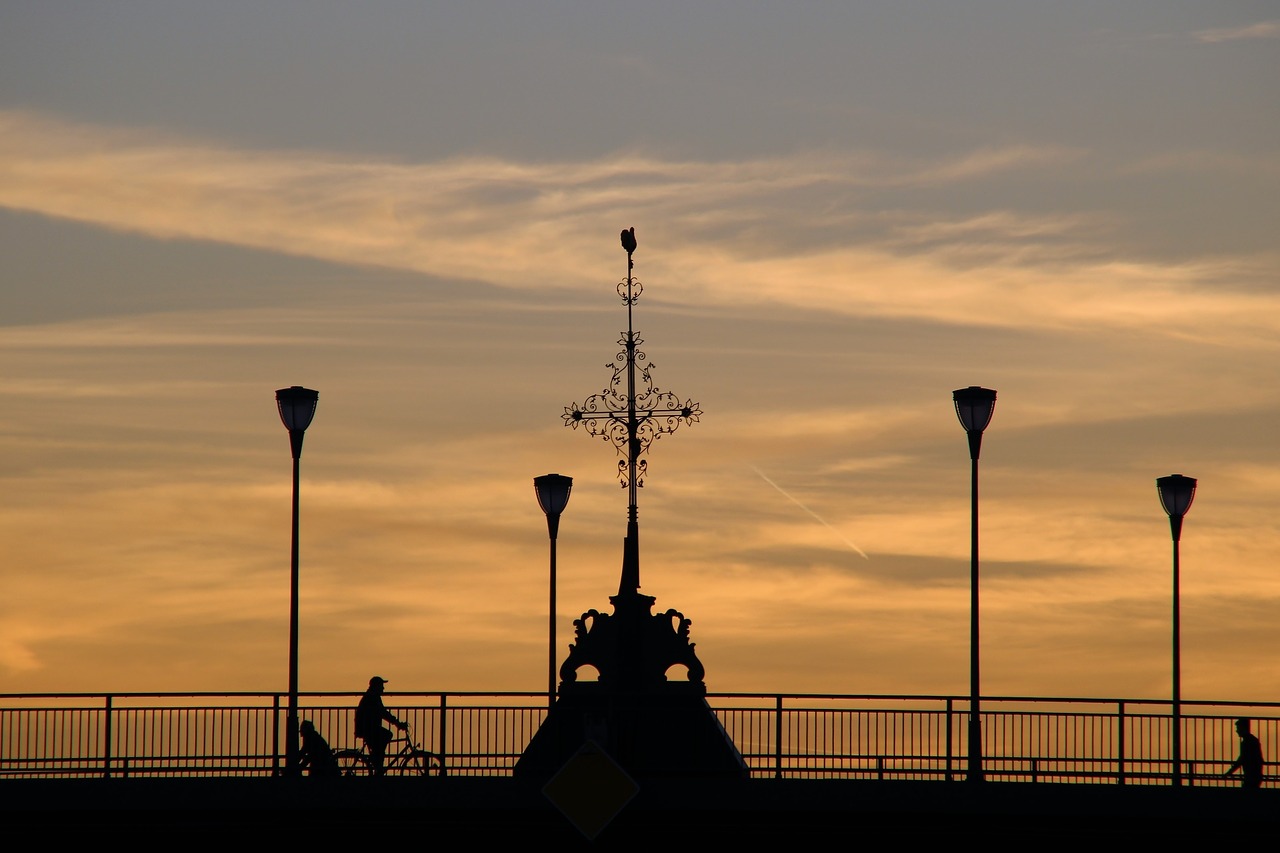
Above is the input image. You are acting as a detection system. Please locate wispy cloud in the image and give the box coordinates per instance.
[10,110,1269,344]
[1193,20,1280,43]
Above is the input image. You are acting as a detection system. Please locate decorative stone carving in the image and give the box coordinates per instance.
[560,594,706,688]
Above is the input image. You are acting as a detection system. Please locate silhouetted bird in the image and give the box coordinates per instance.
[621,227,637,254]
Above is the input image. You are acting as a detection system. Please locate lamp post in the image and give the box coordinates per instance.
[953,385,997,783]
[276,385,318,777]
[1157,473,1196,787]
[535,474,573,709]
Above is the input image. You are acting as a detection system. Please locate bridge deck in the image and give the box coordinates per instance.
[4,776,1274,843]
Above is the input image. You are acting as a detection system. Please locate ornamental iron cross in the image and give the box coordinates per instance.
[562,228,702,591]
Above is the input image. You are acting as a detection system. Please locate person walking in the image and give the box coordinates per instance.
[1225,717,1264,789]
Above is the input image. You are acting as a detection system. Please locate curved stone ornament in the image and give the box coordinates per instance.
[560,601,706,688]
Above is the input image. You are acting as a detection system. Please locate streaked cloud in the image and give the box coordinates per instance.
[1193,20,1280,43]
[7,109,1276,351]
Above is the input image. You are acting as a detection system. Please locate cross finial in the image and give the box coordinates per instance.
[562,229,702,594]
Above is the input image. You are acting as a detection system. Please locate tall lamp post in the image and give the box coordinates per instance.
[1157,473,1196,787]
[276,385,319,777]
[953,385,997,783]
[535,474,573,709]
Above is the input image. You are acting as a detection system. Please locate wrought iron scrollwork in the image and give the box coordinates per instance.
[617,276,644,305]
[563,333,702,489]
[562,227,703,601]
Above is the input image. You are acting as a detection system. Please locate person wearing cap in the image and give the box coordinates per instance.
[355,676,406,775]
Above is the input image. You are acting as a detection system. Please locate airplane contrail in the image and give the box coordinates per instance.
[750,465,869,559]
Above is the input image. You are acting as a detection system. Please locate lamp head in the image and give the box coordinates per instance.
[1157,474,1197,542]
[1157,474,1196,519]
[276,386,319,459]
[534,473,573,538]
[953,386,997,433]
[953,386,997,460]
[276,386,319,432]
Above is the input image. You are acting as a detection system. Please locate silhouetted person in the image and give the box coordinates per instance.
[297,719,340,778]
[356,675,406,776]
[1225,717,1264,789]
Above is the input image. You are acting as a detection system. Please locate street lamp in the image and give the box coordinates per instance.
[535,474,573,708]
[276,385,318,776]
[953,385,997,783]
[1157,473,1196,787]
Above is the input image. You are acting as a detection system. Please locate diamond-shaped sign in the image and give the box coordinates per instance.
[542,740,639,840]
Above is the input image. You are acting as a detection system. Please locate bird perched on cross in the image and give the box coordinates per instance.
[620,227,637,255]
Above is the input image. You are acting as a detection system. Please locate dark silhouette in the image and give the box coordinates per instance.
[518,229,743,786]
[1225,717,1264,789]
[297,719,340,778]
[355,676,406,776]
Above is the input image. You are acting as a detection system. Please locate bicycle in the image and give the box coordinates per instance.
[333,725,442,777]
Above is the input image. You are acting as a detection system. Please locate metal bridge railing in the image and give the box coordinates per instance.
[1,691,1274,786]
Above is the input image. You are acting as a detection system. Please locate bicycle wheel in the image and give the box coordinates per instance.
[396,749,441,777]
[334,748,372,777]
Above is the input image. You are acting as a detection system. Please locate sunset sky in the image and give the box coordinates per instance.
[1,3,1278,704]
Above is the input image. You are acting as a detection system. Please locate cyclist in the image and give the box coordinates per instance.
[355,676,406,776]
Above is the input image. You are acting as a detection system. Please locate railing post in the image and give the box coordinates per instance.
[102,695,114,779]
[438,694,448,778]
[1031,758,1038,783]
[945,698,954,782]
[1116,700,1126,785]
[774,695,784,780]
[877,757,885,780]
[271,693,281,777]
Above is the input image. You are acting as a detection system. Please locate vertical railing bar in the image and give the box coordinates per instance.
[945,698,954,782]
[31,708,40,778]
[218,705,224,776]
[438,694,449,777]
[885,708,893,781]
[57,707,66,777]
[845,705,852,779]
[134,706,143,777]
[439,694,450,777]
[788,701,796,779]
[1117,700,1126,785]
[140,701,148,773]
[271,693,281,776]
[773,695,783,780]
[488,702,495,772]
